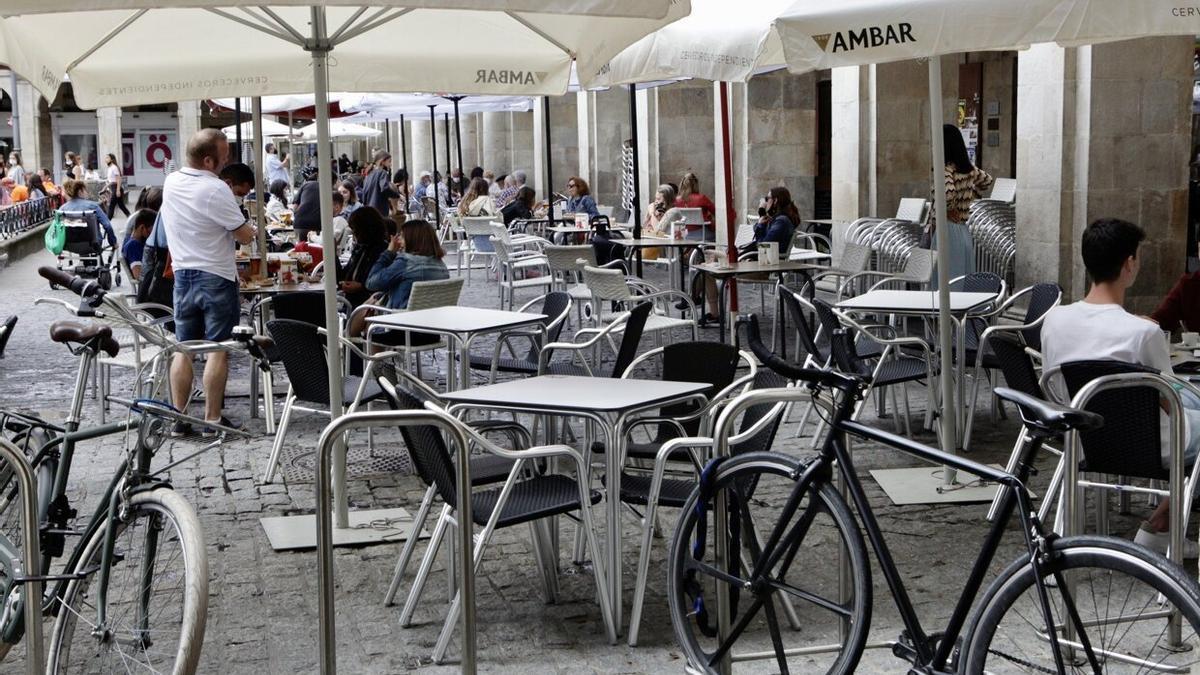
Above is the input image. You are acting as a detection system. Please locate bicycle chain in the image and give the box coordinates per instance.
[987,648,1057,674]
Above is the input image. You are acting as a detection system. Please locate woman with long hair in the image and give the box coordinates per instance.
[925,124,994,278]
[338,179,362,216]
[458,177,496,217]
[675,172,716,239]
[337,206,390,307]
[564,176,598,217]
[104,152,131,218]
[366,219,449,309]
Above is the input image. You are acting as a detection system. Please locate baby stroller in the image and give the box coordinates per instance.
[53,209,118,290]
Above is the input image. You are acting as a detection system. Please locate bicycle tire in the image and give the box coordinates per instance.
[961,534,1200,674]
[667,452,871,675]
[0,426,55,647]
[46,487,208,674]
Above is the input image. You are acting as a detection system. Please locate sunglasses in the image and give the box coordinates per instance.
[568,183,577,188]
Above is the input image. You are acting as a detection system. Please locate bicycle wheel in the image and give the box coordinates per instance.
[962,535,1200,674]
[46,487,208,674]
[667,452,871,674]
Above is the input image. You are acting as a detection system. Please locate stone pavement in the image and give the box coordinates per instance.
[0,235,1166,674]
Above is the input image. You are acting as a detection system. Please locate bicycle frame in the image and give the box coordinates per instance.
[706,384,1077,673]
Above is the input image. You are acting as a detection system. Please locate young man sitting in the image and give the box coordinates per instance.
[1041,217,1200,557]
[121,209,156,280]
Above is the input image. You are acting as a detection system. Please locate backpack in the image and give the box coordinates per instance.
[137,215,174,307]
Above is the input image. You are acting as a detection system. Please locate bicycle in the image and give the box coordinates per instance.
[667,315,1200,674]
[0,266,267,673]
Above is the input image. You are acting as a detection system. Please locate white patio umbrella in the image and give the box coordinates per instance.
[213,93,351,114]
[0,3,688,671]
[339,92,535,117]
[222,118,296,140]
[297,119,382,141]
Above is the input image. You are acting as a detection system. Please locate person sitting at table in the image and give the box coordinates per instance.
[291,167,326,244]
[694,186,800,324]
[366,219,450,310]
[496,170,526,209]
[675,172,716,239]
[121,208,156,280]
[393,168,413,214]
[501,186,538,226]
[338,206,389,307]
[338,179,362,217]
[458,177,496,218]
[564,176,598,217]
[489,173,506,200]
[265,179,290,223]
[427,171,451,208]
[1042,217,1200,557]
[60,179,117,247]
[1151,241,1200,334]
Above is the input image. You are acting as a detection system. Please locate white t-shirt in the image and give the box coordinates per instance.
[264,153,289,186]
[105,164,120,184]
[160,167,246,281]
[1041,300,1176,462]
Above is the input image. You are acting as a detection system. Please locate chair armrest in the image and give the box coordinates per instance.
[836,270,901,298]
[624,416,689,441]
[318,327,401,362]
[619,346,666,379]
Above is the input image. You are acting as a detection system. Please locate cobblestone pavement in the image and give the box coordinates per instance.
[0,235,1170,674]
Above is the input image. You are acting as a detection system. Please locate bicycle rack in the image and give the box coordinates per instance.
[0,436,44,675]
[315,409,477,674]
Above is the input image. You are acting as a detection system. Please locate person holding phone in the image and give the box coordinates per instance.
[365,219,449,309]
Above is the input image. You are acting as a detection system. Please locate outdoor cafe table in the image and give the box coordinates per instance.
[442,374,709,632]
[694,258,827,342]
[366,306,547,392]
[621,236,705,291]
[835,290,1000,445]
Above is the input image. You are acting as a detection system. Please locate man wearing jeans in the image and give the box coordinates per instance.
[161,128,255,435]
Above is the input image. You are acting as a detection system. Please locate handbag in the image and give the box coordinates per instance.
[348,291,387,337]
[44,212,66,255]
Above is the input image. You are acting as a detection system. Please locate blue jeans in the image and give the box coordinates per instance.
[173,269,240,342]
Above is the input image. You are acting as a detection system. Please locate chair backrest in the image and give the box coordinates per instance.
[610,302,653,378]
[954,272,1003,346]
[1021,282,1063,351]
[989,178,1017,202]
[676,207,705,225]
[733,369,789,455]
[597,205,615,219]
[734,223,756,248]
[655,341,743,438]
[267,319,333,405]
[839,241,872,273]
[811,299,870,378]
[988,333,1043,399]
[273,290,329,327]
[376,378,460,505]
[1059,359,1167,481]
[406,277,464,312]
[895,198,928,224]
[544,245,595,274]
[781,287,825,364]
[583,264,633,303]
[519,292,571,364]
[899,248,933,283]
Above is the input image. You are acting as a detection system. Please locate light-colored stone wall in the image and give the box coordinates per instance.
[656,80,715,199]
[831,65,874,222]
[509,111,535,182]
[746,69,818,220]
[591,87,628,209]
[976,53,1016,179]
[547,95,579,195]
[481,111,511,177]
[96,108,122,175]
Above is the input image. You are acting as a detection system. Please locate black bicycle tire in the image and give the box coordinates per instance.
[46,487,208,674]
[961,534,1200,674]
[667,451,872,675]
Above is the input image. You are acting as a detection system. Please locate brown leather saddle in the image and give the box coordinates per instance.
[49,320,120,357]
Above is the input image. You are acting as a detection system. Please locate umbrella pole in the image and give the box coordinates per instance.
[234,97,243,162]
[718,82,737,318]
[628,87,643,277]
[384,117,391,154]
[451,97,464,180]
[443,113,452,194]
[399,114,408,175]
[928,58,958,483]
[429,105,440,226]
[252,97,267,260]
[542,96,553,207]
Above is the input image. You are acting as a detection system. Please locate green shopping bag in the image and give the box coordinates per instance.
[44,213,65,255]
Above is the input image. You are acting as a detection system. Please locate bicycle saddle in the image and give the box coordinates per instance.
[49,320,120,357]
[993,386,1103,434]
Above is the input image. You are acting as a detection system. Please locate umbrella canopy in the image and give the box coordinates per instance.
[222,118,296,140]
[297,119,382,140]
[339,92,534,117]
[0,2,689,108]
[585,0,791,87]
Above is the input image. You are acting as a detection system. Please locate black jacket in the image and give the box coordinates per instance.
[337,242,386,306]
[361,168,399,215]
[292,180,322,233]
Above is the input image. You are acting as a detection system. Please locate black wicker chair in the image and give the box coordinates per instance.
[466,291,571,381]
[260,318,386,483]
[379,381,613,662]
[537,300,653,377]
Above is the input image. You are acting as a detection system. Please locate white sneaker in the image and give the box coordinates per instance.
[1133,523,1200,559]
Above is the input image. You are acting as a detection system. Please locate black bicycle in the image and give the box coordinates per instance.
[667,315,1200,674]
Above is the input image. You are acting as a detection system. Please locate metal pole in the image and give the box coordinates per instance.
[399,114,408,174]
[429,105,440,226]
[306,6,348,532]
[628,87,643,276]
[316,410,477,675]
[450,97,464,180]
[234,97,243,162]
[0,437,43,675]
[384,117,391,154]
[251,97,267,260]
[9,73,19,154]
[718,83,738,314]
[928,58,958,484]
[443,112,452,196]
[287,110,295,186]
[542,96,553,205]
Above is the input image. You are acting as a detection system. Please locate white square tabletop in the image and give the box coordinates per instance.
[836,290,998,314]
[366,306,546,334]
[441,375,709,413]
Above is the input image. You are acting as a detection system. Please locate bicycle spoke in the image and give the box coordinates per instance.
[686,556,750,589]
[761,590,790,675]
[708,596,766,666]
[765,578,853,617]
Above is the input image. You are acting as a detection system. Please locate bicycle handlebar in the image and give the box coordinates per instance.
[39,266,92,297]
[739,314,864,393]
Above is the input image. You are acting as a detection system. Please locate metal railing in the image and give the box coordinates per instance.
[0,196,61,240]
[0,437,45,674]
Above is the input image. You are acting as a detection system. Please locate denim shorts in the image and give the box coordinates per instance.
[173,269,240,342]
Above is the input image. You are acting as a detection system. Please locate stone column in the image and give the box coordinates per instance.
[576,91,593,186]
[410,117,431,177]
[177,101,202,148]
[533,102,546,197]
[481,111,511,175]
[510,110,535,178]
[831,65,874,222]
[656,81,714,198]
[458,112,480,172]
[590,88,626,208]
[548,94,578,194]
[96,107,122,173]
[745,69,819,220]
[636,87,658,214]
[15,79,40,172]
[1015,37,1193,311]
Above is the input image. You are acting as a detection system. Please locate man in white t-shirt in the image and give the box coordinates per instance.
[161,128,255,436]
[1042,217,1200,557]
[264,143,290,187]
